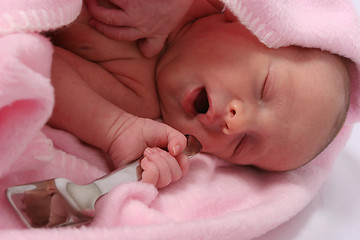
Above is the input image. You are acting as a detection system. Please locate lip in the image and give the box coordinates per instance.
[182,87,204,116]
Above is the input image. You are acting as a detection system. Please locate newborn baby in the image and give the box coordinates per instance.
[49,0,350,188]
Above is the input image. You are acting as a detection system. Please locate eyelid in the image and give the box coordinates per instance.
[260,71,270,101]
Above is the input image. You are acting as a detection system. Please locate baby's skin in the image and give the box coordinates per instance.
[85,0,350,170]
[49,0,220,188]
[50,0,350,187]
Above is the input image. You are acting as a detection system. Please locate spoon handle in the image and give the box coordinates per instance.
[93,160,139,195]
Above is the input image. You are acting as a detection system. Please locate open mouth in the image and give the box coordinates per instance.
[183,87,210,116]
[193,87,209,114]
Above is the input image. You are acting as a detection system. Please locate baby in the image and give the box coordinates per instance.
[48,0,350,188]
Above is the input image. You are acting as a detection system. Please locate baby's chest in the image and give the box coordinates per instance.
[91,56,161,119]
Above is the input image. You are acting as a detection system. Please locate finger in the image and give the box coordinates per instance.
[157,149,183,182]
[164,128,187,157]
[140,157,159,186]
[142,121,187,156]
[176,154,190,176]
[85,0,130,26]
[146,148,184,184]
[207,0,225,11]
[167,135,187,157]
[144,148,172,188]
[138,37,166,58]
[89,19,144,41]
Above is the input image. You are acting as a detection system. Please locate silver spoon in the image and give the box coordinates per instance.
[6,135,202,228]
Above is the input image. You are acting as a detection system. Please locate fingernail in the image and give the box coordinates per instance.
[173,145,181,155]
[145,147,153,156]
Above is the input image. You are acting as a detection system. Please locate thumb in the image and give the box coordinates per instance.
[138,37,166,58]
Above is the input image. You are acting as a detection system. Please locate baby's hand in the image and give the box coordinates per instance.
[106,115,188,171]
[85,0,193,57]
[139,147,189,188]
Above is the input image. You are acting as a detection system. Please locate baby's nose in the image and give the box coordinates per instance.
[223,99,248,135]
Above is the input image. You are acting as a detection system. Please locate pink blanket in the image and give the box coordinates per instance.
[0,0,359,239]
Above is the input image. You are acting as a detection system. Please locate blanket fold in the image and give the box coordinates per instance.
[0,33,53,175]
[0,0,359,239]
[0,0,82,36]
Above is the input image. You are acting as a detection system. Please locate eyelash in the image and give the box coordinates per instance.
[260,73,269,101]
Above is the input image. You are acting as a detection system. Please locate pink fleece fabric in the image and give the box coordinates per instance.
[0,0,359,239]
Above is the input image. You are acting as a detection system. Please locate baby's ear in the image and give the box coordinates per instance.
[224,9,238,22]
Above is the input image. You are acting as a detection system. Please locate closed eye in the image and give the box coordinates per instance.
[260,72,269,101]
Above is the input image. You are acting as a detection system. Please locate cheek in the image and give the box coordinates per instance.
[162,112,197,138]
[156,73,181,103]
[156,75,169,95]
[159,93,185,130]
[162,110,185,130]
[156,79,176,114]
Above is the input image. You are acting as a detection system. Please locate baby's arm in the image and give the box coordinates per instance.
[85,0,223,57]
[49,47,121,152]
[50,47,189,175]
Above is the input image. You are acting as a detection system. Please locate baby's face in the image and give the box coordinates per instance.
[156,14,346,171]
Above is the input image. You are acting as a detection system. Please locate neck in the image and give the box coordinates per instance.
[165,0,222,50]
